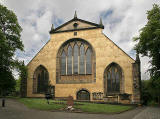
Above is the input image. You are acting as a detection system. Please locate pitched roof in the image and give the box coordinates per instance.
[50,17,104,34]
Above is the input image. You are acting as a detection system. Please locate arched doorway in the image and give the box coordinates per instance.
[33,65,49,93]
[104,63,123,96]
[77,89,90,100]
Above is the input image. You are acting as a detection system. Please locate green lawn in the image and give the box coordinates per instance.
[17,98,134,113]
[74,102,133,113]
[18,98,65,110]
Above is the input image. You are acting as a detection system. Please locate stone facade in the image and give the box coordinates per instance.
[26,15,140,104]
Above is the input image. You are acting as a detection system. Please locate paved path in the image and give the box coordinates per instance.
[133,106,160,119]
[0,99,155,119]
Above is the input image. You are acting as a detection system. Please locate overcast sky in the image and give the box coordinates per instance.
[1,0,160,80]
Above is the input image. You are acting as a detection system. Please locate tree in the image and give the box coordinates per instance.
[133,4,160,78]
[18,61,27,97]
[133,4,160,104]
[13,61,28,97]
[0,4,24,96]
[15,77,21,95]
[0,69,16,96]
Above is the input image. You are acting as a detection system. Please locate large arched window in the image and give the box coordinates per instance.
[57,38,96,83]
[33,65,49,93]
[104,63,122,95]
[59,40,93,75]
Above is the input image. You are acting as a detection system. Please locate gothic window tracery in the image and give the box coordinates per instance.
[86,48,92,74]
[60,40,93,75]
[33,65,49,93]
[104,63,122,94]
[73,44,79,74]
[61,50,66,75]
[79,44,85,74]
[67,45,72,75]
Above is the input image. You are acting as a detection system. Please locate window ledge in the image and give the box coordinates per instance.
[61,74,92,76]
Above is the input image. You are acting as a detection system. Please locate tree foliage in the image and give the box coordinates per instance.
[133,4,160,78]
[15,77,21,92]
[141,79,160,105]
[0,4,24,96]
[0,69,16,96]
[133,4,160,104]
[18,61,27,81]
[13,62,27,97]
[18,61,27,97]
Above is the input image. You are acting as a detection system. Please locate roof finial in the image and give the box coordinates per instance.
[74,11,77,19]
[99,17,103,26]
[51,24,54,30]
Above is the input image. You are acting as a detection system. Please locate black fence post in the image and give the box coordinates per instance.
[2,98,5,107]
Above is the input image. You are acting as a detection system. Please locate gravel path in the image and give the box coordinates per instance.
[0,99,146,119]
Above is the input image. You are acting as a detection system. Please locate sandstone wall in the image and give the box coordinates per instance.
[27,28,135,101]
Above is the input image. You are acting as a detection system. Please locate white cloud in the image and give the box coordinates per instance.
[1,0,160,79]
[36,11,52,34]
[140,56,151,80]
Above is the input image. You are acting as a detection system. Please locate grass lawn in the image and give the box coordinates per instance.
[17,98,134,113]
[74,102,134,113]
[18,98,65,110]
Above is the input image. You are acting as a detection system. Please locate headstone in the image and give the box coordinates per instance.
[67,96,74,107]
[66,96,74,111]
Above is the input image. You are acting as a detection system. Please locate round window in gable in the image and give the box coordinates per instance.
[73,23,78,28]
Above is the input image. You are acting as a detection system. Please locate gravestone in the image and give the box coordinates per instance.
[66,96,74,111]
[67,96,74,106]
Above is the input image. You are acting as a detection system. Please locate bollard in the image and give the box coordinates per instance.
[47,99,49,104]
[2,99,5,107]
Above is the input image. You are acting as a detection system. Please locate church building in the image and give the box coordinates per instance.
[26,12,141,104]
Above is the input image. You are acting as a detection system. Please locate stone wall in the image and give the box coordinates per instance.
[132,62,141,104]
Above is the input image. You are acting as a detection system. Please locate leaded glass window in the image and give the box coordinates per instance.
[33,65,49,93]
[107,72,111,92]
[74,44,78,74]
[61,51,66,75]
[79,44,85,74]
[86,48,92,74]
[59,40,94,76]
[37,74,41,92]
[115,72,120,91]
[67,45,72,75]
[106,64,121,93]
[111,67,115,91]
